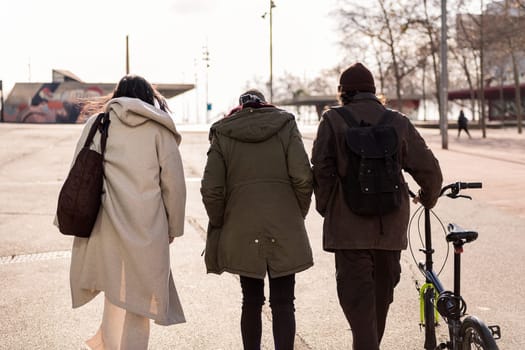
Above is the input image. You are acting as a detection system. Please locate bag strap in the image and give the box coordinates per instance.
[83,112,110,154]
[332,106,360,128]
[334,106,395,128]
[99,113,110,154]
[377,109,394,125]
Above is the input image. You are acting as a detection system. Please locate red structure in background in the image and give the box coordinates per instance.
[448,83,525,121]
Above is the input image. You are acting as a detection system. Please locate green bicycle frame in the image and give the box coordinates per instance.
[419,282,440,326]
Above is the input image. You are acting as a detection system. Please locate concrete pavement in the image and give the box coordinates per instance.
[0,122,524,349]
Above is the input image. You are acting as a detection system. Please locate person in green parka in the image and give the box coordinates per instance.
[201,89,313,350]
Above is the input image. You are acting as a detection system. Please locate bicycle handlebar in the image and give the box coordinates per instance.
[439,182,482,198]
[456,182,482,190]
[409,182,483,200]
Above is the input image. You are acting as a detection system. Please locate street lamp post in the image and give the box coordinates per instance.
[0,80,4,122]
[439,0,449,149]
[126,35,130,75]
[269,0,275,103]
[203,45,210,123]
[263,1,276,103]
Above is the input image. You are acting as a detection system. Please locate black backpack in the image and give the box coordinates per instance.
[333,107,403,216]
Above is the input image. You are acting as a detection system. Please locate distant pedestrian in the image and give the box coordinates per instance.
[59,75,187,349]
[458,109,471,138]
[201,89,313,350]
[311,62,443,350]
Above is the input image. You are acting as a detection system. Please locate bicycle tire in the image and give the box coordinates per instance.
[424,286,437,350]
[460,316,499,350]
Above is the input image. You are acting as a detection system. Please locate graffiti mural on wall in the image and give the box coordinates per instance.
[4,82,110,123]
[3,70,194,123]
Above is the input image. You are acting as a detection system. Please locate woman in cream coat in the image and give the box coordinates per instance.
[65,75,186,349]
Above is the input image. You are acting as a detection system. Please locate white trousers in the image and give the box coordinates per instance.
[86,296,150,350]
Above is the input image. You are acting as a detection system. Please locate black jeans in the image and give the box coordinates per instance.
[335,249,401,350]
[240,274,296,350]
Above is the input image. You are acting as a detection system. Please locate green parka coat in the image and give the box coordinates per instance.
[201,106,313,279]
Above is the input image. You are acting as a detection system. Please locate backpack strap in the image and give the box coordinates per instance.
[332,106,360,128]
[377,109,395,125]
[334,107,396,128]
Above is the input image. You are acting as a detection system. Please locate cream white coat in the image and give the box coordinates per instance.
[67,97,186,325]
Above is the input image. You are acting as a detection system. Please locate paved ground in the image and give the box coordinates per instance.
[0,122,523,349]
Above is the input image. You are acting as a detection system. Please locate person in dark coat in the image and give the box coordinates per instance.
[201,90,313,350]
[311,62,443,350]
[458,109,472,138]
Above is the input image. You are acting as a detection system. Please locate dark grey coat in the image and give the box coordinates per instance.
[311,93,443,252]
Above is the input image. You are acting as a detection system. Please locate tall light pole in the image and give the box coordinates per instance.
[203,44,210,123]
[263,1,276,103]
[479,0,487,138]
[439,0,449,149]
[126,35,130,74]
[0,80,4,122]
[269,1,275,103]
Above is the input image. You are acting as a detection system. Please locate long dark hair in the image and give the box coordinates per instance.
[78,74,169,122]
[112,75,169,111]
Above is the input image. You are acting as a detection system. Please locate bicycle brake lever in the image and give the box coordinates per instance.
[446,194,472,200]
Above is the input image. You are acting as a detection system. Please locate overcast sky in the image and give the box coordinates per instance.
[0,0,342,121]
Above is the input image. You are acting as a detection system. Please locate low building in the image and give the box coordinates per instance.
[2,69,194,123]
[276,94,421,120]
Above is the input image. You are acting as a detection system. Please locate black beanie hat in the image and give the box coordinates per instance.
[339,62,376,94]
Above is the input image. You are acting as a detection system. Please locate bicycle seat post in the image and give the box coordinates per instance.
[447,224,478,298]
[453,241,464,298]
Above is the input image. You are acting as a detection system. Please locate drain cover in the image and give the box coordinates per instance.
[0,250,71,265]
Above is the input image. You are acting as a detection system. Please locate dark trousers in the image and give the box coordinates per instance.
[335,249,401,350]
[240,274,296,350]
[458,125,471,138]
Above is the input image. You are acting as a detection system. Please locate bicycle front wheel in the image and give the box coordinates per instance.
[460,316,498,350]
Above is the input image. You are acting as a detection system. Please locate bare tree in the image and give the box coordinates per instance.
[405,0,442,115]
[454,0,490,137]
[307,66,342,95]
[450,4,481,122]
[515,0,525,9]
[491,0,525,134]
[270,67,340,102]
[456,0,525,135]
[272,72,307,102]
[335,0,423,113]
